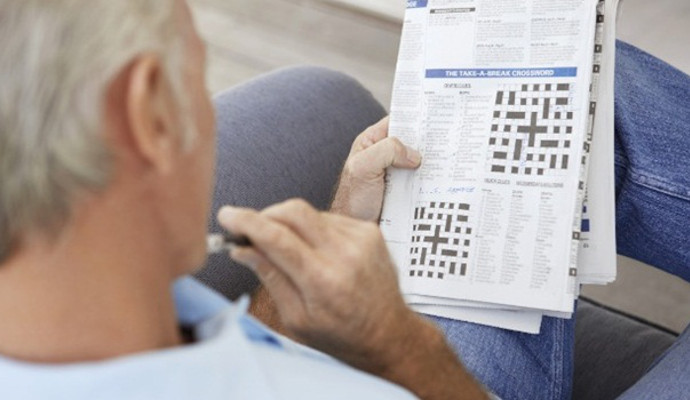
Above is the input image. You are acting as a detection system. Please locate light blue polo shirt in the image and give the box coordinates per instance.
[0,277,417,399]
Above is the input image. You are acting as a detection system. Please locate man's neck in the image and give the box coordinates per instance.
[0,193,184,364]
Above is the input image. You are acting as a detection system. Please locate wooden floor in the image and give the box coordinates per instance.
[189,0,401,106]
[188,0,690,332]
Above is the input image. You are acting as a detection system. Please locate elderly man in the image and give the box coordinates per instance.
[2,1,690,399]
[0,1,487,399]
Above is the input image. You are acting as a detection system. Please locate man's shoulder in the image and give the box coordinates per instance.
[181,277,417,399]
[0,277,416,400]
[246,329,417,399]
[0,308,415,400]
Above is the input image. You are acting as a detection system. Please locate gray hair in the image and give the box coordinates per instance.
[0,0,189,263]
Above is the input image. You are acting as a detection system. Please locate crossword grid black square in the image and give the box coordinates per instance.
[488,83,575,176]
[409,202,472,280]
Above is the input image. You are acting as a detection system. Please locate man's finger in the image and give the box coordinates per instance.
[349,137,422,180]
[351,117,390,153]
[365,116,390,142]
[261,199,326,246]
[231,246,303,314]
[218,206,315,286]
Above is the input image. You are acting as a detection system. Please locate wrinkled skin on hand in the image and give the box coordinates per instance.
[331,117,421,222]
[219,200,419,373]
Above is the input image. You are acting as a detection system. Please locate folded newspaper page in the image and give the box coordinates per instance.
[382,0,619,333]
[577,0,620,285]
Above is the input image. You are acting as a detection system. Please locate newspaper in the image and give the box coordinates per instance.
[577,0,621,285]
[382,0,620,333]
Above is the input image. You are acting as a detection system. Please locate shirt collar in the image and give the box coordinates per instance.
[172,276,238,326]
[173,276,282,349]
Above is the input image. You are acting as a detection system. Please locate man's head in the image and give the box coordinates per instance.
[0,0,215,273]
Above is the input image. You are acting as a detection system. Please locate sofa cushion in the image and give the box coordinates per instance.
[573,298,678,400]
[195,67,386,300]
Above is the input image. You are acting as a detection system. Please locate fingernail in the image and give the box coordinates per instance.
[217,207,235,225]
[228,245,245,261]
[406,147,422,164]
[233,256,257,272]
[243,261,257,272]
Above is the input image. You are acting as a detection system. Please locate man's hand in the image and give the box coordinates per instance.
[220,199,412,367]
[331,117,421,222]
[218,200,488,400]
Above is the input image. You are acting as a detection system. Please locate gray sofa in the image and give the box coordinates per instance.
[195,67,678,400]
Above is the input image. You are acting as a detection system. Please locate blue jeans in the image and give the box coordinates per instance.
[432,41,690,400]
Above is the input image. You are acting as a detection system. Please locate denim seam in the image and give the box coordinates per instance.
[553,318,565,399]
[615,161,690,204]
[547,318,562,400]
[549,321,556,400]
[613,153,627,168]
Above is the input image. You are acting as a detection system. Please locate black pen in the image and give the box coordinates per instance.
[207,233,253,254]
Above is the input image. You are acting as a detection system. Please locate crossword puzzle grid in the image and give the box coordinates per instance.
[488,83,575,176]
[409,202,472,280]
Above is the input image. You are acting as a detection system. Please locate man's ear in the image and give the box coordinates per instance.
[125,55,180,174]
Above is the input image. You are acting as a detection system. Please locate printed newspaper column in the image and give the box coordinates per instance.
[382,0,600,321]
[380,1,430,270]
